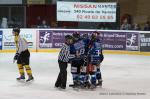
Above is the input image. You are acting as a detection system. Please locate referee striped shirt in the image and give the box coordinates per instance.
[58,43,74,62]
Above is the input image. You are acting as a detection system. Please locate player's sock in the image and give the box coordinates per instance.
[79,73,86,88]
[17,64,25,76]
[96,67,102,80]
[90,74,96,89]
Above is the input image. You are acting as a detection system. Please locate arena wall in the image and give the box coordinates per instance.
[0,29,150,55]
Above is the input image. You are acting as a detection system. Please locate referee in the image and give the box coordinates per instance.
[55,35,73,89]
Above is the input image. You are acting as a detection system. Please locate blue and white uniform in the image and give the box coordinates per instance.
[87,39,104,86]
[70,38,88,85]
[89,39,103,65]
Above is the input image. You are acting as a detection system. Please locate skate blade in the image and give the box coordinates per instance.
[96,85,102,88]
[26,79,34,83]
[16,79,25,83]
[73,87,79,91]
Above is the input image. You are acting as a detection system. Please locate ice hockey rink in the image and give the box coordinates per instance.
[0,52,150,99]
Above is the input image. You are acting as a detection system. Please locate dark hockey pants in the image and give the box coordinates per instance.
[55,60,68,88]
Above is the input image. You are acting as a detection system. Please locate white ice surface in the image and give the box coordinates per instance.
[0,52,150,99]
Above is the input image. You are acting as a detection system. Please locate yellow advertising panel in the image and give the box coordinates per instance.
[27,0,45,4]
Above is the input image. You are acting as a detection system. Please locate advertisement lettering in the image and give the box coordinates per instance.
[140,33,150,52]
[2,29,36,50]
[101,32,126,50]
[57,1,116,22]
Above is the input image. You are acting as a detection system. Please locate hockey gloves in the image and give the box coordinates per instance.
[13,53,19,63]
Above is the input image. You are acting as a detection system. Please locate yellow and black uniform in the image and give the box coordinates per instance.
[13,27,34,82]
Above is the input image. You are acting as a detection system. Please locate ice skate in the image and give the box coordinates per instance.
[97,79,103,87]
[69,81,79,88]
[89,84,96,90]
[26,75,34,82]
[79,83,86,89]
[16,75,25,81]
[70,81,79,91]
[69,84,75,87]
[84,81,91,89]
[60,86,66,89]
[71,83,78,88]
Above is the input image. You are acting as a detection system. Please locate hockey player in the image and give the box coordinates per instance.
[70,32,88,88]
[93,32,104,86]
[87,31,104,89]
[55,35,73,89]
[13,27,34,82]
[79,33,90,88]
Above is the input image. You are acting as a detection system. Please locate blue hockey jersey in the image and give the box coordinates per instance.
[88,39,103,64]
[70,38,89,57]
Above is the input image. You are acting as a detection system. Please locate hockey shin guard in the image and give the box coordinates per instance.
[72,74,79,83]
[80,73,86,85]
[24,65,32,76]
[17,64,24,76]
[96,67,102,80]
[79,66,86,84]
[91,74,96,85]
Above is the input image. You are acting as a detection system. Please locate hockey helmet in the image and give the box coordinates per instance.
[72,32,80,41]
[91,31,100,40]
[82,33,89,39]
[65,35,73,44]
[65,35,72,40]
[13,27,20,34]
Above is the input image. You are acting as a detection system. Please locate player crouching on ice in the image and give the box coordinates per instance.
[12,27,34,82]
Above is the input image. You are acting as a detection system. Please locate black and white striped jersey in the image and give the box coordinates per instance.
[58,43,74,62]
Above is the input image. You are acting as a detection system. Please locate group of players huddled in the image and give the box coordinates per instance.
[55,31,104,89]
[69,31,104,89]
